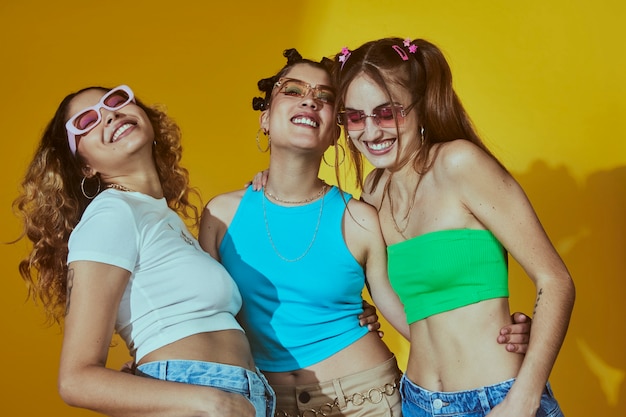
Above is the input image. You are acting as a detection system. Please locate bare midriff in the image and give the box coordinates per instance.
[405,298,524,392]
[138,329,256,372]
[263,331,394,386]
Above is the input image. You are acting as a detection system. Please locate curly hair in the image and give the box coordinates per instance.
[13,86,201,324]
[333,37,504,192]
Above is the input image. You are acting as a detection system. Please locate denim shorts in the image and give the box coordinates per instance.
[137,360,276,417]
[400,375,563,417]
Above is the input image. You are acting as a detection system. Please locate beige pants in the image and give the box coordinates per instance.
[273,356,402,417]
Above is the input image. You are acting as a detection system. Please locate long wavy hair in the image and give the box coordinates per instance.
[13,86,201,324]
[333,37,504,192]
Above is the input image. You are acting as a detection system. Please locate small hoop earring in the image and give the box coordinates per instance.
[419,126,425,145]
[256,128,271,153]
[322,142,346,167]
[81,176,101,200]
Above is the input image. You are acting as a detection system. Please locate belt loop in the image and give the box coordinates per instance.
[159,361,167,380]
[332,378,347,409]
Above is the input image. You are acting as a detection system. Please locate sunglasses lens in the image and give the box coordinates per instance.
[315,87,335,104]
[376,106,400,128]
[279,79,335,104]
[343,111,365,130]
[281,80,307,98]
[73,110,100,131]
[103,89,132,109]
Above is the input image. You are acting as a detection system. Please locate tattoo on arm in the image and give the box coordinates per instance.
[533,288,543,316]
[65,269,74,316]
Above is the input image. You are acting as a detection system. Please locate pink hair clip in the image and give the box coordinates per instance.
[339,46,351,70]
[393,38,418,61]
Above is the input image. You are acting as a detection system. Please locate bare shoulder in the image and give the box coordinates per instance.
[205,189,247,219]
[200,188,248,258]
[432,140,502,181]
[344,197,382,235]
[343,197,385,265]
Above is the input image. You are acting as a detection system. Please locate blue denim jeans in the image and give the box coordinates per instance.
[137,360,276,417]
[400,375,563,417]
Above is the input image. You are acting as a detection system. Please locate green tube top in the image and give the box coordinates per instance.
[387,229,509,324]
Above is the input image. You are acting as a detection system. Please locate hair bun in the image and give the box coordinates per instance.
[257,77,275,92]
[252,97,266,111]
[283,48,303,65]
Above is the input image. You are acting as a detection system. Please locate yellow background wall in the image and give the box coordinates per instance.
[1,1,624,415]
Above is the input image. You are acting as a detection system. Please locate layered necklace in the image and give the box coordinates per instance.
[262,183,327,262]
[386,175,421,240]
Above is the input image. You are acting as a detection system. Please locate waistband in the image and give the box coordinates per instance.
[273,356,401,417]
[137,359,269,396]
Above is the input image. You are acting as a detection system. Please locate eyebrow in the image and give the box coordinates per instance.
[282,78,335,91]
[344,101,399,111]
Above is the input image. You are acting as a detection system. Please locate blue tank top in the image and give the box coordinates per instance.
[219,186,368,372]
[387,229,509,324]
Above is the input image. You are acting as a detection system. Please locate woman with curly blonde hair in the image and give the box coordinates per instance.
[14,85,274,417]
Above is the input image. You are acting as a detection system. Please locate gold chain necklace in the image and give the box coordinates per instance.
[106,183,135,192]
[262,189,326,262]
[264,183,327,205]
[387,176,420,240]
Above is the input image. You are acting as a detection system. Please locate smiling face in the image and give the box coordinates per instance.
[343,73,420,170]
[260,63,339,154]
[66,88,154,173]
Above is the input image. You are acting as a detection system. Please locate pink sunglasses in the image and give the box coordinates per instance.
[65,85,135,155]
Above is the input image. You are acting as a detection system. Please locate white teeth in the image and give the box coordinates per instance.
[367,140,393,151]
[292,117,318,127]
[112,123,133,142]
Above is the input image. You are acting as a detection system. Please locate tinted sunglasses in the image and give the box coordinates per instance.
[274,78,336,104]
[65,85,135,155]
[338,104,411,131]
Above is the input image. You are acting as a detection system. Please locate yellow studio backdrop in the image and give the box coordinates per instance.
[1,1,624,415]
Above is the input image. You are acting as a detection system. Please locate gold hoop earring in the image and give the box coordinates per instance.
[256,128,271,153]
[419,126,425,145]
[322,142,346,167]
[81,176,101,200]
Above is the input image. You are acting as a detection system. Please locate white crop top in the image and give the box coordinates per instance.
[67,190,243,362]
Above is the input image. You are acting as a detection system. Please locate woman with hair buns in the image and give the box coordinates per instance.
[333,37,574,416]
[202,49,533,417]
[14,85,275,417]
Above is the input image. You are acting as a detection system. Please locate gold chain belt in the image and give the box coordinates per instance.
[275,380,399,417]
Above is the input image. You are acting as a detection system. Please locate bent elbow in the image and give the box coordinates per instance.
[58,373,84,407]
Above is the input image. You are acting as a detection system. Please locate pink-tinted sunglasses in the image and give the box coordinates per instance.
[65,85,135,155]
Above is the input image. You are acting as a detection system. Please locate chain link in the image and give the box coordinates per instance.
[275,380,399,417]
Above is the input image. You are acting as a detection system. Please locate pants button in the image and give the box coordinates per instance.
[433,398,443,409]
[299,391,311,403]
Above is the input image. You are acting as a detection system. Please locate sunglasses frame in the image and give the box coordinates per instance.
[65,85,135,155]
[273,78,336,104]
[337,104,412,131]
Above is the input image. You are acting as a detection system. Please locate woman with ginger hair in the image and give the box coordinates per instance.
[14,84,274,417]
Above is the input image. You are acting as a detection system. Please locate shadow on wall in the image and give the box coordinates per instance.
[508,161,626,415]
